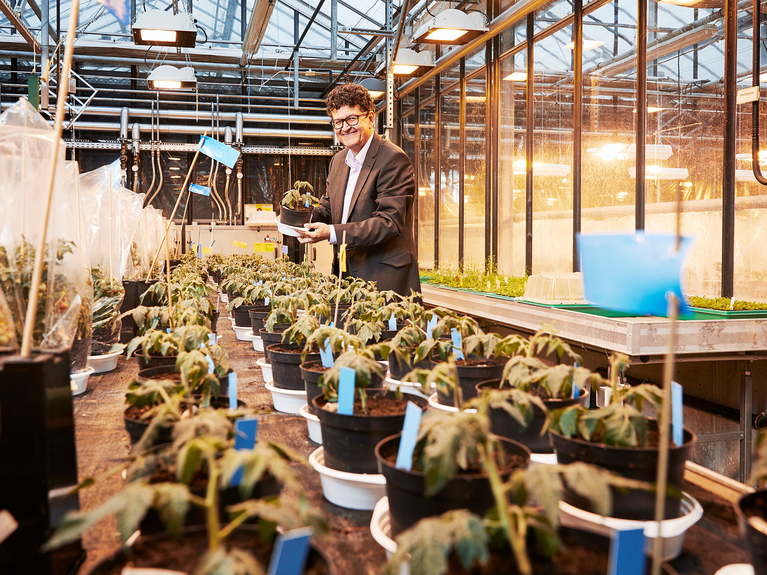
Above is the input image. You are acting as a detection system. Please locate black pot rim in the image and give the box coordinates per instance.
[548,424,697,453]
[300,360,330,372]
[375,432,531,480]
[313,389,425,420]
[431,356,508,368]
[736,489,767,519]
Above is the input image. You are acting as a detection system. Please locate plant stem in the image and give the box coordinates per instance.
[478,443,531,575]
[218,510,250,541]
[205,456,221,551]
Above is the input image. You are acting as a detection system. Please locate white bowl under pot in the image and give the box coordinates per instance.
[309,447,386,511]
[256,357,272,382]
[558,491,703,561]
[87,349,123,374]
[370,497,410,575]
[246,332,264,352]
[264,382,306,414]
[299,403,322,444]
[384,376,430,400]
[427,392,477,414]
[70,366,95,396]
[232,325,252,341]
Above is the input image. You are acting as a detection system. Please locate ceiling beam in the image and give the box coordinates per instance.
[0,0,41,53]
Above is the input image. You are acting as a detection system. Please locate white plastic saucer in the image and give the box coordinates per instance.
[370,497,410,575]
[558,491,703,561]
[232,324,252,341]
[530,453,558,465]
[87,349,123,374]
[265,381,306,414]
[256,357,272,382]
[244,332,264,351]
[427,392,477,414]
[70,366,95,396]
[299,403,323,444]
[384,376,431,399]
[276,216,308,238]
[309,447,385,510]
[716,566,755,575]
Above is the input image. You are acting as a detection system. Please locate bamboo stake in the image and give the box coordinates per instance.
[166,230,174,331]
[20,0,80,357]
[147,129,208,279]
[650,183,684,575]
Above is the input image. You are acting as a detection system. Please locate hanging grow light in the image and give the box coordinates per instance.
[133,10,197,48]
[148,65,197,91]
[513,160,572,177]
[413,9,487,45]
[629,166,690,180]
[360,77,386,99]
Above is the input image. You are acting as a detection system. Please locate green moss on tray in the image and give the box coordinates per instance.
[689,296,767,311]
[419,262,527,298]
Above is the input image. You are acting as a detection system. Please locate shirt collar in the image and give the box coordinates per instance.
[345,133,374,173]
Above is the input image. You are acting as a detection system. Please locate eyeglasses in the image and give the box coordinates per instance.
[329,114,367,130]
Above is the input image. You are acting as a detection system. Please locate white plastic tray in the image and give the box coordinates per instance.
[427,393,477,414]
[370,497,410,575]
[299,403,323,444]
[715,566,755,575]
[256,357,272,382]
[276,216,308,238]
[232,325,252,341]
[87,350,122,374]
[244,332,264,352]
[558,491,703,561]
[265,381,306,414]
[70,366,95,396]
[309,447,385,510]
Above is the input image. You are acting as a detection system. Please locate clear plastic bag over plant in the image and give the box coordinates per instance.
[0,287,18,350]
[0,98,90,353]
[116,187,145,280]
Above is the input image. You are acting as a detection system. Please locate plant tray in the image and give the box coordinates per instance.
[87,349,123,374]
[309,447,385,511]
[245,332,264,351]
[232,325,252,341]
[427,393,477,414]
[256,357,272,382]
[299,403,322,445]
[265,381,306,414]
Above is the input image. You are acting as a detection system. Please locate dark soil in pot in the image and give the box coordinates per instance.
[137,365,233,397]
[249,306,272,334]
[280,204,314,227]
[550,420,696,520]
[313,390,428,475]
[70,336,92,372]
[388,347,431,381]
[376,433,530,537]
[301,361,331,416]
[136,354,178,370]
[259,328,286,363]
[233,303,264,327]
[736,490,767,575]
[268,344,321,390]
[433,357,507,406]
[88,525,330,575]
[476,379,588,454]
[124,397,247,445]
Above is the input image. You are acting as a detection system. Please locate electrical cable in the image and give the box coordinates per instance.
[196,24,208,44]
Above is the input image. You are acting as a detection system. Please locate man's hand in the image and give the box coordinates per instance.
[297,222,331,244]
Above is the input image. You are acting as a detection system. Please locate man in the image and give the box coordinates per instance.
[298,82,421,296]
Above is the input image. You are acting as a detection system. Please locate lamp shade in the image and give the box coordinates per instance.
[413,9,487,45]
[133,10,197,48]
[360,77,386,99]
[148,65,197,90]
[377,48,434,76]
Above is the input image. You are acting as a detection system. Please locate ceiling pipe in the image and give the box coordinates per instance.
[120,107,129,140]
[235,113,243,144]
[132,123,141,153]
[58,120,333,139]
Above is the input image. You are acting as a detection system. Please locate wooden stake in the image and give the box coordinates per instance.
[166,229,174,331]
[20,0,80,357]
[147,129,208,279]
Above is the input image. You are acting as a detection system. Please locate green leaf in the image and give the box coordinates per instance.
[151,483,191,539]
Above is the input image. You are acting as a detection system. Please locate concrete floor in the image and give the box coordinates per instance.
[72,312,386,575]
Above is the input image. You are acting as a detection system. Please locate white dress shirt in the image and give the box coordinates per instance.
[329,134,374,245]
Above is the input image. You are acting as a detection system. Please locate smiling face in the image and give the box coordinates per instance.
[331,105,374,156]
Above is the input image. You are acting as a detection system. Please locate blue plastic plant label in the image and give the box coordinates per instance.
[189,184,211,196]
[305,196,311,207]
[231,416,257,486]
[396,402,423,471]
[320,339,333,368]
[388,316,397,331]
[577,233,693,318]
[266,527,313,575]
[265,296,270,306]
[228,372,238,409]
[451,328,464,360]
[608,527,646,575]
[337,366,356,415]
[426,316,438,339]
[206,354,215,374]
[196,243,202,258]
[197,135,240,168]
[571,382,580,399]
[672,381,684,446]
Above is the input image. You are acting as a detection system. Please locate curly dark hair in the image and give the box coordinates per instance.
[325,82,374,117]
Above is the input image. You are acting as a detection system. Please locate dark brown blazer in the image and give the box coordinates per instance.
[312,132,421,296]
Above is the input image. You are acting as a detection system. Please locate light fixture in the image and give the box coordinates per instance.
[413,9,487,45]
[586,143,673,161]
[564,39,605,51]
[132,10,197,48]
[171,175,182,179]
[465,95,486,103]
[656,0,701,7]
[633,107,666,113]
[169,166,180,170]
[590,25,718,76]
[587,143,630,160]
[148,65,197,91]
[513,160,572,177]
[629,166,689,180]
[736,151,767,163]
[360,77,386,99]
[377,48,434,76]
[737,170,760,182]
[504,71,527,81]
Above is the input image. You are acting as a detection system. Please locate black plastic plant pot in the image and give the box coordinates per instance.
[69,336,92,372]
[137,365,233,397]
[550,420,696,520]
[269,344,321,390]
[248,306,271,334]
[259,328,285,363]
[300,361,330,416]
[736,490,767,575]
[388,347,430,381]
[313,390,428,475]
[233,303,263,327]
[280,204,313,227]
[376,433,531,537]
[321,303,351,328]
[88,525,331,575]
[210,310,219,333]
[135,354,177,370]
[432,358,506,406]
[476,378,588,454]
